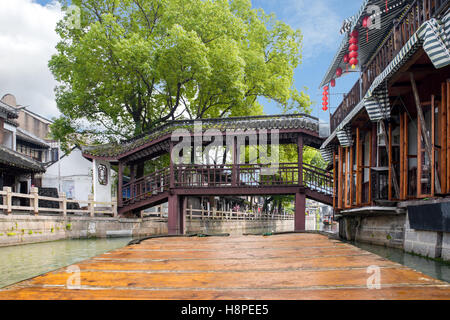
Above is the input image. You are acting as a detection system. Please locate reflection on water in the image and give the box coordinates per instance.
[353,242,450,283]
[0,238,131,289]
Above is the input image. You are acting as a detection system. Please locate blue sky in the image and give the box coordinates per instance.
[30,0,363,122]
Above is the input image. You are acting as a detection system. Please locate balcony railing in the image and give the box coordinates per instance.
[330,80,361,133]
[330,0,448,133]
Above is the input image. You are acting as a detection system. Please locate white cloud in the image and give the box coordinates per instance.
[0,0,63,118]
[282,0,343,60]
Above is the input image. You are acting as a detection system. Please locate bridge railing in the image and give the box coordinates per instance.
[120,163,333,205]
[122,167,171,206]
[303,163,333,195]
[186,205,293,221]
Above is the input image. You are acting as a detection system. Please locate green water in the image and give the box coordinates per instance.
[0,238,131,289]
[352,242,450,283]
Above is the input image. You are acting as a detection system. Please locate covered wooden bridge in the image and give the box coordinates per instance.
[82,114,333,235]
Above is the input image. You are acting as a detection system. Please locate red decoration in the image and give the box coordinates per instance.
[336,67,343,78]
[330,79,336,87]
[322,86,329,112]
[348,29,359,69]
[362,16,371,43]
[343,54,349,64]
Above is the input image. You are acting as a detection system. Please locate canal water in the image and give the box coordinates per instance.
[0,238,131,289]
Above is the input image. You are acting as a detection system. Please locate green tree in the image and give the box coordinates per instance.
[50,0,310,150]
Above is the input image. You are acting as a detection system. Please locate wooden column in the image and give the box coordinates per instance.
[338,146,343,209]
[404,112,409,199]
[369,130,373,203]
[447,80,450,193]
[400,113,404,200]
[349,146,354,207]
[118,161,123,208]
[333,152,337,209]
[294,192,306,231]
[297,135,304,186]
[410,73,440,193]
[388,123,393,200]
[356,128,362,206]
[417,114,422,197]
[440,82,447,194]
[232,136,238,186]
[169,140,175,189]
[168,194,180,235]
[431,95,436,196]
[344,147,349,208]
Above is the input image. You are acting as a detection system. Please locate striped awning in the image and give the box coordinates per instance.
[419,18,450,69]
[336,125,353,147]
[320,145,335,163]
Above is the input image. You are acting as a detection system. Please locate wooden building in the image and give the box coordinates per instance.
[320,0,450,259]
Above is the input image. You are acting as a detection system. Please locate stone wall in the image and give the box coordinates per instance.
[0,214,294,247]
[338,211,450,261]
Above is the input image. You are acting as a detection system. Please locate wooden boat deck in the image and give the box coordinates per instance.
[0,233,449,300]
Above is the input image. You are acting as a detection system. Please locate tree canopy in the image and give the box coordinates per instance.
[49,0,311,150]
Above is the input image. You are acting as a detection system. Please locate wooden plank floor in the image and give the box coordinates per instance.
[0,233,449,300]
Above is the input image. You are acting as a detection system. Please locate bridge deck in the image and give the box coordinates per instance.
[1,233,449,300]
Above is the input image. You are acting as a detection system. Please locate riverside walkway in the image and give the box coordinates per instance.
[0,233,449,300]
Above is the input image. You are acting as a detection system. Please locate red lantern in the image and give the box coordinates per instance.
[349,51,358,59]
[343,54,349,64]
[330,79,336,87]
[322,86,329,112]
[362,16,371,43]
[349,29,359,69]
[349,44,358,52]
[336,67,343,78]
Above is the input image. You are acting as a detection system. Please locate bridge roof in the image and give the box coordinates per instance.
[82,114,321,160]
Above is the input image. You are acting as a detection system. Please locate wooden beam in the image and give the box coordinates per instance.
[440,81,447,194]
[118,161,123,208]
[410,72,441,194]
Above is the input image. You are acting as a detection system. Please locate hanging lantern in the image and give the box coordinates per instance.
[336,67,343,78]
[348,30,359,69]
[362,16,371,43]
[322,86,329,112]
[330,79,336,87]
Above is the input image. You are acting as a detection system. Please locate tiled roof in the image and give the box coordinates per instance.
[16,128,50,148]
[82,114,319,158]
[0,100,18,119]
[0,145,45,173]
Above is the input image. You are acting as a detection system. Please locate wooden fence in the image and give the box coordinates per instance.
[0,187,117,217]
[186,205,293,221]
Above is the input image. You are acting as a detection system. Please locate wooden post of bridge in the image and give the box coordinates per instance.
[118,161,123,209]
[295,134,306,231]
[168,194,179,235]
